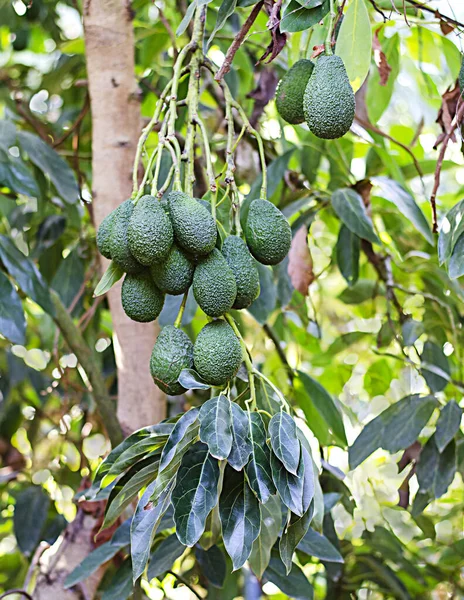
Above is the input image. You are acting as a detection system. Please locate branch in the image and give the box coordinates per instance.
[404,0,464,30]
[167,571,203,600]
[52,94,90,148]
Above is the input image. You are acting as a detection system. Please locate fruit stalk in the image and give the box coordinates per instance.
[224,313,257,410]
[325,0,337,55]
[174,291,189,328]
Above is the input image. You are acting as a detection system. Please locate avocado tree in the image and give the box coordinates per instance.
[0,0,463,599]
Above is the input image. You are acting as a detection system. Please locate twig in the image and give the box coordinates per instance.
[52,94,90,147]
[404,0,464,30]
[157,5,178,60]
[225,314,257,410]
[262,323,294,382]
[368,0,388,21]
[167,571,202,600]
[0,591,33,600]
[325,0,336,54]
[332,0,348,44]
[14,98,50,142]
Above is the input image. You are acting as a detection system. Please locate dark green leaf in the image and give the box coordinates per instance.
[159,408,200,472]
[435,401,463,452]
[336,225,360,286]
[269,411,301,475]
[421,341,450,392]
[108,431,171,478]
[338,279,381,304]
[14,486,50,555]
[264,551,314,599]
[416,436,456,499]
[246,412,276,503]
[207,0,237,46]
[94,260,124,297]
[402,318,424,346]
[438,198,464,264]
[195,545,227,588]
[227,402,252,470]
[249,495,281,578]
[51,249,84,308]
[280,502,314,574]
[178,368,211,390]
[0,270,25,344]
[101,557,133,600]
[248,263,277,324]
[199,395,233,460]
[332,188,379,244]
[255,375,281,415]
[297,527,344,562]
[448,232,464,279]
[271,450,305,517]
[281,0,329,33]
[147,534,186,580]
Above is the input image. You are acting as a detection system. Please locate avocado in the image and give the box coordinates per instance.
[193,320,242,386]
[151,245,195,296]
[109,200,144,274]
[276,59,314,125]
[96,210,116,260]
[193,249,237,317]
[128,195,173,266]
[221,236,260,309]
[303,54,355,140]
[167,191,217,256]
[150,325,194,395]
[245,199,292,265]
[459,55,464,96]
[121,271,164,322]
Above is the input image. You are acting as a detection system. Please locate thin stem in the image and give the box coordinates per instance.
[167,571,202,600]
[325,0,336,55]
[225,314,256,410]
[0,592,33,600]
[156,163,175,197]
[174,292,189,328]
[167,43,194,137]
[163,138,182,190]
[134,146,158,202]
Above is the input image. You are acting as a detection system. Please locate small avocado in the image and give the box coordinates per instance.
[96,210,116,259]
[245,199,292,265]
[221,235,260,309]
[303,54,355,140]
[128,195,173,266]
[193,249,237,317]
[150,325,194,395]
[167,191,217,256]
[151,245,195,296]
[109,200,144,274]
[276,59,315,125]
[193,320,242,386]
[121,271,164,322]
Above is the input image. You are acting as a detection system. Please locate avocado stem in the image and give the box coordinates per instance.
[174,291,189,328]
[324,0,337,55]
[224,313,257,411]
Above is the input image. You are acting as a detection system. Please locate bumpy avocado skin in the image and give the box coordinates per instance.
[276,59,314,125]
[96,210,116,259]
[121,271,164,322]
[459,56,464,96]
[193,249,237,317]
[151,245,195,296]
[303,54,355,140]
[150,325,194,395]
[221,235,260,309]
[245,199,292,266]
[109,200,144,274]
[193,320,242,386]
[167,191,217,256]
[128,195,173,266]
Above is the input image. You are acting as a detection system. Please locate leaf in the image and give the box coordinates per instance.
[159,408,200,473]
[332,188,379,244]
[248,263,277,324]
[435,401,463,453]
[14,486,50,555]
[51,249,85,308]
[281,0,330,33]
[367,33,400,123]
[246,412,276,503]
[195,545,227,588]
[101,557,133,600]
[271,450,305,517]
[280,501,314,574]
[336,224,360,286]
[147,534,186,580]
[297,527,344,562]
[372,177,433,245]
[0,235,55,315]
[108,432,171,479]
[172,442,220,546]
[17,131,79,203]
[199,395,233,460]
[335,0,372,92]
[448,233,464,279]
[207,0,237,47]
[438,199,464,264]
[219,465,261,570]
[94,260,124,297]
[255,376,282,415]
[402,318,424,346]
[421,341,450,392]
[0,271,26,344]
[416,436,457,499]
[264,551,314,599]
[227,402,252,471]
[178,368,211,390]
[268,411,301,475]
[288,226,314,296]
[349,394,438,469]
[249,495,282,578]
[338,278,381,304]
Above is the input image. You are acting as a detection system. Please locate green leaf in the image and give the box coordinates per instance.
[448,233,464,279]
[338,278,381,304]
[435,401,463,453]
[219,465,261,570]
[0,235,55,315]
[402,318,424,346]
[178,368,211,390]
[269,411,301,475]
[248,263,277,324]
[366,33,400,123]
[159,408,200,472]
[51,249,84,308]
[101,557,133,600]
[335,0,372,92]
[172,442,220,546]
[246,412,276,503]
[349,394,438,469]
[207,0,237,46]
[280,0,330,33]
[297,527,344,562]
[264,551,314,599]
[14,486,50,556]
[227,402,252,471]
[271,450,305,517]
[332,188,379,244]
[416,436,457,499]
[195,545,227,588]
[108,434,170,479]
[438,199,464,264]
[0,270,25,344]
[147,534,186,580]
[421,341,450,393]
[249,495,282,578]
[336,224,360,286]
[94,260,124,297]
[199,395,233,460]
[255,374,282,415]
[280,502,314,574]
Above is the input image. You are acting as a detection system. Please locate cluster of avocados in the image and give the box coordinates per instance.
[276,53,355,139]
[97,191,291,393]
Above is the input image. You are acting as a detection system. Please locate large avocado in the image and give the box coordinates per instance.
[109,200,144,274]
[303,54,355,140]
[193,249,237,317]
[221,235,260,309]
[193,320,242,386]
[121,271,164,322]
[245,199,292,266]
[128,195,173,266]
[275,59,314,125]
[151,245,195,296]
[167,191,217,256]
[150,325,194,395]
[96,209,116,260]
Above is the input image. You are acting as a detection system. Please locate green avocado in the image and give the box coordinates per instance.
[303,54,355,140]
[245,199,292,266]
[459,55,464,96]
[276,59,314,125]
[128,195,173,266]
[221,235,260,309]
[151,245,195,296]
[96,210,116,259]
[193,320,242,386]
[193,249,237,317]
[109,200,144,274]
[150,325,194,395]
[167,191,217,256]
[121,271,164,322]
